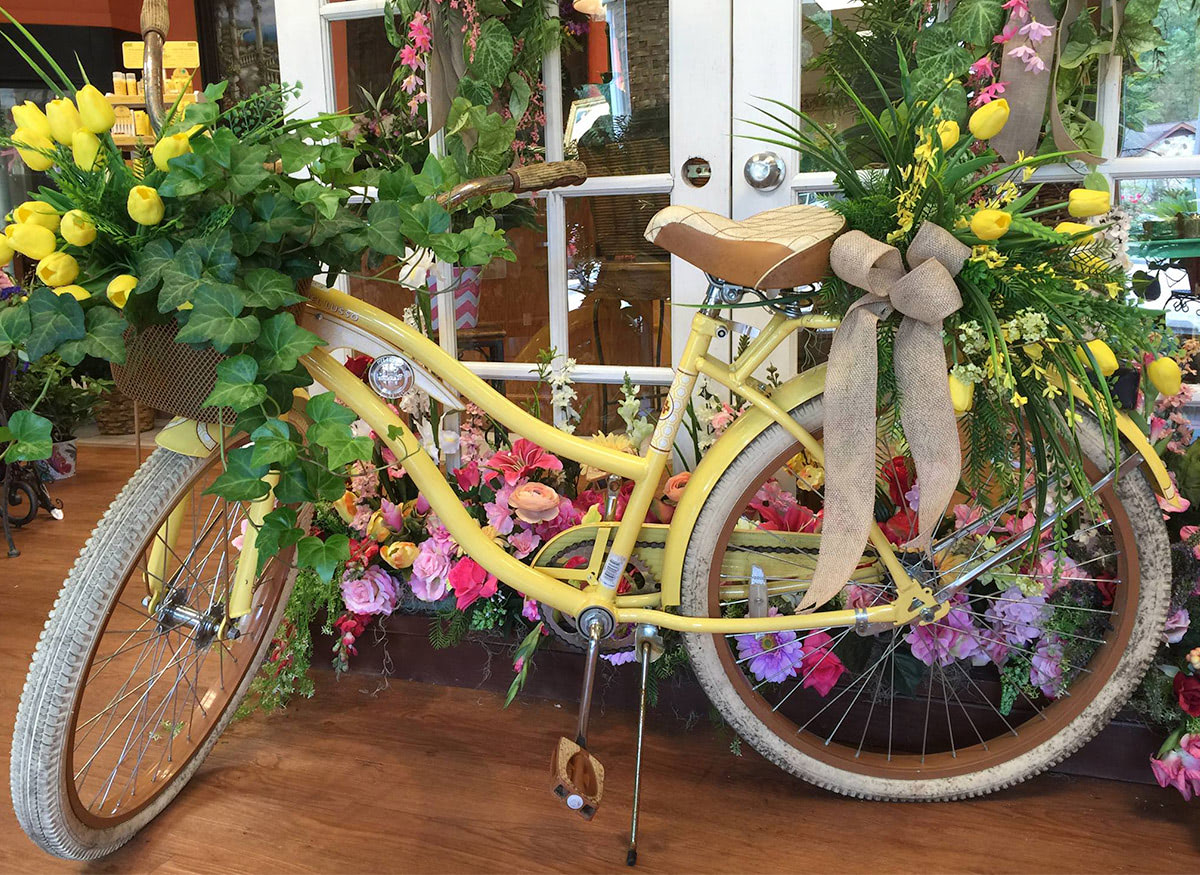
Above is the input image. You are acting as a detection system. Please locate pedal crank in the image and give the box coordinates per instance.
[550,608,612,820]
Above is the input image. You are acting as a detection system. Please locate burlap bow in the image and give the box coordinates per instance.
[800,223,971,612]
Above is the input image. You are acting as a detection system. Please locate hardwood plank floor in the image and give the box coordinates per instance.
[1,447,1197,873]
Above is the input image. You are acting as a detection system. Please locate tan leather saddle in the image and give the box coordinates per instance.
[644,204,845,290]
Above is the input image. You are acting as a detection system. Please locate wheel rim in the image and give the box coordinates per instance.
[703,427,1142,782]
[64,450,293,827]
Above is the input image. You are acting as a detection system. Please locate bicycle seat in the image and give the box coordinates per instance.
[643,204,845,290]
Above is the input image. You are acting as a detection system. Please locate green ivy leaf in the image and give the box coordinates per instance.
[205,445,271,501]
[25,288,85,361]
[255,507,304,572]
[276,138,323,174]
[1124,0,1161,22]
[297,533,350,583]
[914,22,974,81]
[308,420,373,470]
[3,409,53,461]
[227,143,272,196]
[1059,14,1110,69]
[255,312,321,374]
[469,18,515,89]
[250,418,300,468]
[242,269,306,309]
[157,152,211,198]
[204,354,267,411]
[948,0,1005,48]
[135,237,175,291]
[175,285,260,352]
[193,126,236,169]
[307,391,357,427]
[402,200,452,245]
[378,166,418,202]
[252,193,308,244]
[157,242,205,312]
[57,306,128,366]
[363,200,406,257]
[294,180,348,220]
[0,305,32,357]
[183,231,239,283]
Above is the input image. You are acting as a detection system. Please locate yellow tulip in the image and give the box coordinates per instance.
[365,510,392,543]
[60,210,96,247]
[333,490,358,524]
[937,119,960,151]
[55,284,91,301]
[71,129,101,171]
[13,200,59,232]
[949,374,975,414]
[45,98,82,145]
[1068,188,1111,218]
[11,101,51,140]
[381,541,419,569]
[75,84,115,133]
[1147,356,1182,397]
[106,274,138,308]
[151,132,193,171]
[8,223,56,260]
[35,251,79,288]
[1053,221,1096,238]
[0,236,13,266]
[968,98,1010,140]
[970,208,1012,241]
[176,301,194,311]
[12,128,54,171]
[1077,339,1118,377]
[4,226,14,238]
[127,185,164,226]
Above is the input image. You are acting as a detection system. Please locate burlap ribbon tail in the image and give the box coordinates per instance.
[800,223,971,612]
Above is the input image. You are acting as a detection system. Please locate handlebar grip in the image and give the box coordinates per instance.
[141,0,170,38]
[507,161,588,194]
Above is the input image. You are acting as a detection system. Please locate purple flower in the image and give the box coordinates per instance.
[602,650,638,666]
[1163,607,1191,644]
[484,500,515,535]
[1019,19,1053,44]
[904,482,920,511]
[733,629,806,684]
[985,586,1049,647]
[1030,634,1065,697]
[409,536,454,601]
[340,565,398,615]
[905,606,984,667]
[380,497,405,531]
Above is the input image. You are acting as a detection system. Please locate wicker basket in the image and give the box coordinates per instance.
[94,388,157,435]
[111,320,232,424]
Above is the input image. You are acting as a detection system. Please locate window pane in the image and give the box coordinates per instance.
[561,0,670,175]
[329,18,394,114]
[1120,0,1200,157]
[1120,176,1200,336]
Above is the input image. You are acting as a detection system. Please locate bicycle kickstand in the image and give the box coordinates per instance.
[551,614,607,819]
[627,624,663,867]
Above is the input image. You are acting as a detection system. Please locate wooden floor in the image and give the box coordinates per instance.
[1,446,1198,874]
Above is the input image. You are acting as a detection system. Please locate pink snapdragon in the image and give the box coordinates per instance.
[969,56,999,80]
[972,81,1008,106]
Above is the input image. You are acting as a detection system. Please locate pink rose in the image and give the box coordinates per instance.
[1150,738,1200,800]
[800,631,846,697]
[448,557,498,610]
[509,482,562,524]
[410,540,452,602]
[340,566,398,616]
[1163,608,1191,645]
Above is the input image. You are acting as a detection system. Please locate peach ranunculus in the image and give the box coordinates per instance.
[381,540,419,569]
[663,471,691,503]
[508,481,561,524]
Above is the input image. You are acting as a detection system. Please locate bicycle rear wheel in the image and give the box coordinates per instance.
[11,445,299,859]
[681,395,1170,800]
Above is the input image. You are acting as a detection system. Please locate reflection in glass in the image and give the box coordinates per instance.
[1120,0,1200,157]
[329,18,395,115]
[561,0,670,175]
[1119,177,1200,336]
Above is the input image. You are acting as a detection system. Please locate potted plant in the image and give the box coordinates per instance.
[8,356,105,479]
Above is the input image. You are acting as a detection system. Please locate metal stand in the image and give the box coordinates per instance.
[627,636,652,866]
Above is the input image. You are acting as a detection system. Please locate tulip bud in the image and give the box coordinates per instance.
[151,131,193,171]
[13,200,60,232]
[71,129,101,171]
[0,236,13,266]
[1147,356,1182,397]
[381,541,419,569]
[949,374,975,414]
[127,185,164,226]
[1068,188,1111,219]
[55,284,91,301]
[75,84,116,133]
[968,98,1010,140]
[8,223,56,260]
[970,208,1012,241]
[45,98,82,145]
[11,101,51,140]
[936,119,960,151]
[12,127,54,171]
[334,490,358,524]
[1077,339,1118,377]
[365,510,391,543]
[1053,221,1096,239]
[106,274,138,308]
[36,251,80,288]
[60,210,97,247]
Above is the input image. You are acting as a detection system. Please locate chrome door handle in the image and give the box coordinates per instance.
[744,151,786,191]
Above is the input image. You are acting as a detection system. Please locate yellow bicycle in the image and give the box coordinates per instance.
[11,161,1174,861]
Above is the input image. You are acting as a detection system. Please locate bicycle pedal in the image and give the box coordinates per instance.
[550,736,604,820]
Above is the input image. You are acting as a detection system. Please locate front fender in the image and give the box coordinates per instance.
[659,364,827,607]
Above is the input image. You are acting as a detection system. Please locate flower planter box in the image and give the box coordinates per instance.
[311,613,1162,786]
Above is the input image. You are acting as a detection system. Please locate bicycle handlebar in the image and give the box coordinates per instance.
[437,161,588,210]
[141,0,170,132]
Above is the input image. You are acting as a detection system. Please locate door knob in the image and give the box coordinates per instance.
[744,151,786,191]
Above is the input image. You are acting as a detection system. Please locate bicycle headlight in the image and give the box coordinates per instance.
[366,354,415,399]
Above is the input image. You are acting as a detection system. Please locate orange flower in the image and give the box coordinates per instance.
[663,471,691,503]
[508,481,561,524]
[365,510,392,542]
[381,541,419,569]
[333,490,358,524]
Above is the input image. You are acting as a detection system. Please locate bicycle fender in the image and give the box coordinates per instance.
[155,416,226,458]
[658,364,827,608]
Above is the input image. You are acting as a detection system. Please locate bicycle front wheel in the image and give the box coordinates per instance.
[681,394,1171,800]
[11,446,300,859]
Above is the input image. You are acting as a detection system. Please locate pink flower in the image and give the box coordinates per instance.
[408,12,433,51]
[1030,634,1065,697]
[1181,525,1200,560]
[734,626,807,685]
[448,557,498,610]
[969,56,999,79]
[953,503,986,531]
[521,596,540,622]
[1007,44,1046,73]
[509,528,541,559]
[972,81,1009,106]
[400,72,423,95]
[1150,736,1200,800]
[399,44,424,69]
[994,22,1020,44]
[905,607,984,666]
[1001,0,1029,19]
[454,460,481,491]
[799,631,846,696]
[1150,415,1171,442]
[484,500,515,535]
[710,403,738,434]
[410,537,454,601]
[340,566,398,616]
[231,518,250,551]
[1032,550,1084,594]
[484,438,563,485]
[380,497,405,531]
[1163,607,1191,644]
[1158,472,1191,515]
[754,502,821,533]
[1020,19,1053,44]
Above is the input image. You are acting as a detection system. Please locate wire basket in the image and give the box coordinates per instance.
[110,320,233,424]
